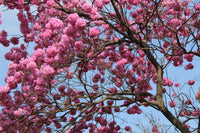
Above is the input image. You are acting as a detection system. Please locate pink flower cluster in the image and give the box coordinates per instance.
[127,105,142,114]
[152,125,160,133]
[184,54,194,62]
[195,3,200,11]
[169,100,176,107]
[0,12,2,24]
[163,77,173,87]
[40,64,55,77]
[184,63,194,70]
[92,73,101,83]
[188,80,195,85]
[185,99,192,105]
[89,27,100,37]
[0,86,10,94]
[46,18,64,29]
[0,30,10,47]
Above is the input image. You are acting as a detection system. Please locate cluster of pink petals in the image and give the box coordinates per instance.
[89,27,100,37]
[169,100,176,107]
[163,77,173,87]
[40,64,55,77]
[184,63,194,70]
[195,3,200,11]
[0,12,2,24]
[127,105,142,114]
[0,30,10,47]
[188,80,195,85]
[152,125,160,133]
[0,86,10,94]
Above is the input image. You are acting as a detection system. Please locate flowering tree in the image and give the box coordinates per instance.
[0,0,200,132]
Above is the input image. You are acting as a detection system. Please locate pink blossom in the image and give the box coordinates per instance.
[169,100,176,107]
[89,27,100,37]
[83,3,92,13]
[115,78,123,87]
[108,87,118,93]
[40,29,52,39]
[0,12,1,24]
[185,123,190,129]
[46,18,63,29]
[55,122,61,129]
[64,24,76,36]
[116,58,127,67]
[70,109,76,115]
[163,42,170,48]
[47,0,57,7]
[185,99,192,105]
[0,85,10,94]
[100,78,105,83]
[90,8,100,20]
[173,4,181,11]
[26,61,37,70]
[0,30,9,47]
[32,49,45,61]
[68,13,79,25]
[162,88,166,93]
[34,77,46,86]
[74,41,83,51]
[45,127,52,133]
[192,109,200,117]
[102,0,110,5]
[184,8,191,16]
[40,64,55,77]
[168,79,173,87]
[184,54,194,62]
[185,63,194,70]
[92,73,101,83]
[107,100,113,106]
[152,125,160,133]
[163,77,168,86]
[131,12,138,18]
[33,22,41,31]
[125,126,132,131]
[95,0,103,9]
[179,111,185,117]
[114,107,120,112]
[174,82,181,87]
[188,80,195,85]
[58,85,65,93]
[6,76,17,89]
[195,3,200,11]
[47,46,57,57]
[10,37,19,45]
[128,0,140,5]
[75,18,86,31]
[71,0,79,5]
[14,108,24,117]
[172,92,177,97]
[65,71,73,79]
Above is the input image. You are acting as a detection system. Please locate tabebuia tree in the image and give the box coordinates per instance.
[0,0,200,132]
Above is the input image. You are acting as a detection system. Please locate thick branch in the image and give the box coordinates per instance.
[160,107,190,133]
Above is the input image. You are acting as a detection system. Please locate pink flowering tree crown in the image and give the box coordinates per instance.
[0,0,200,132]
